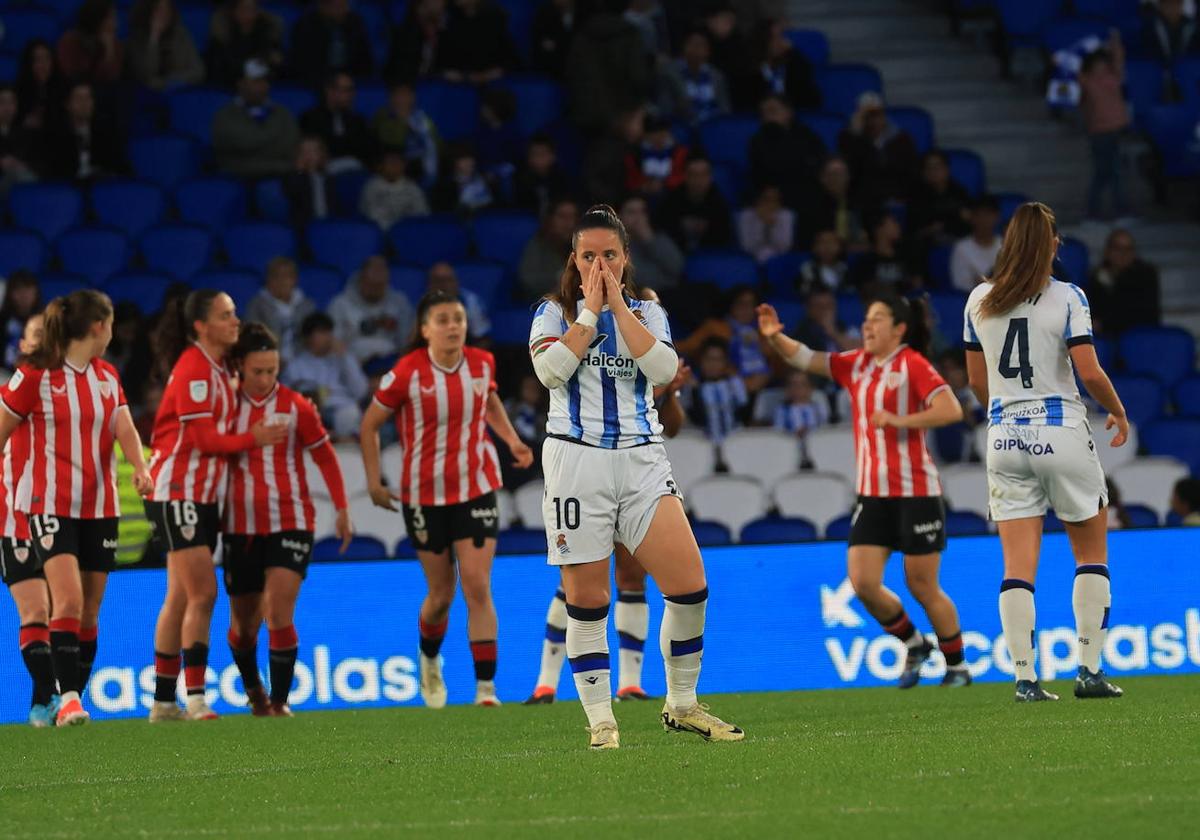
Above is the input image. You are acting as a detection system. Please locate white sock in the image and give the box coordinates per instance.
[566,603,614,727]
[661,587,707,710]
[615,590,648,691]
[535,589,568,691]
[1073,565,1111,673]
[999,580,1037,682]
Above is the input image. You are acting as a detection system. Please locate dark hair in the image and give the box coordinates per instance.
[230,321,278,366]
[131,0,176,36]
[544,204,641,323]
[151,288,226,366]
[0,270,41,324]
[301,311,335,337]
[869,291,931,358]
[408,289,465,351]
[75,0,116,36]
[1174,478,1200,513]
[29,289,113,370]
[527,132,556,150]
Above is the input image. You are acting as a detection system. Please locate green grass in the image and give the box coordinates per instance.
[2,676,1198,839]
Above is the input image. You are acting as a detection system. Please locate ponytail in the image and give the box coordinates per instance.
[27,289,112,370]
[408,289,464,352]
[545,203,640,324]
[870,291,931,359]
[151,288,223,367]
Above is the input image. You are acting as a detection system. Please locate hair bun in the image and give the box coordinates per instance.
[583,204,618,218]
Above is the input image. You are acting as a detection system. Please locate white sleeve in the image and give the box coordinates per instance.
[963,294,983,351]
[638,300,674,345]
[528,300,581,390]
[1064,284,1094,347]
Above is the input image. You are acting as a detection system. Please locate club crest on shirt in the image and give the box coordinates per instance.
[98,381,113,399]
[555,533,570,556]
[883,371,905,390]
[189,379,209,403]
[180,524,196,542]
[632,309,648,325]
[14,546,28,563]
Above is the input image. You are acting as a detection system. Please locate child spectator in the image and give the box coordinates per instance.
[1079,33,1131,220]
[624,116,688,196]
[431,143,495,215]
[772,369,830,467]
[687,338,748,444]
[283,311,370,440]
[660,28,732,126]
[950,195,1002,291]
[738,184,795,263]
[359,146,431,230]
[797,230,847,294]
[127,0,205,90]
[371,81,441,186]
[244,256,316,361]
[1171,478,1200,526]
[512,133,571,217]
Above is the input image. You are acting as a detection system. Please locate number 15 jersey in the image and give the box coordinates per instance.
[964,278,1092,429]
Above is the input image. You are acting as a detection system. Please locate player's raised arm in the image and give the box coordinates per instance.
[756,303,831,378]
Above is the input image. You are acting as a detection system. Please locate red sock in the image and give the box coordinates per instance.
[418,616,448,659]
[470,640,497,681]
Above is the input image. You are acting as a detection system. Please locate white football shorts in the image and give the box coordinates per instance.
[986,422,1108,523]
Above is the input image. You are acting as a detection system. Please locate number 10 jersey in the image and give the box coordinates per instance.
[964,278,1093,429]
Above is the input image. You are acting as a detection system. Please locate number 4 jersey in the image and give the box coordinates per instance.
[964,278,1092,428]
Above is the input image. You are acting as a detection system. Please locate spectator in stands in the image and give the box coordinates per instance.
[773,370,829,467]
[0,271,40,369]
[371,81,441,186]
[385,0,451,82]
[623,0,670,56]
[57,0,124,85]
[328,254,416,366]
[244,256,316,361]
[659,28,732,126]
[797,229,847,294]
[16,40,67,132]
[838,92,920,208]
[426,261,491,341]
[906,150,971,261]
[284,311,370,440]
[701,5,750,100]
[430,143,495,215]
[677,286,771,395]
[624,116,688,196]
[1140,0,1200,65]
[1171,477,1200,526]
[207,0,285,88]
[0,86,37,195]
[738,184,794,264]
[657,155,733,251]
[565,0,654,133]
[931,349,983,463]
[791,286,859,353]
[620,194,683,292]
[796,156,864,251]
[847,212,919,292]
[1089,228,1162,335]
[289,0,374,85]
[532,0,577,76]
[103,301,152,396]
[949,195,1002,292]
[212,58,300,178]
[748,93,825,209]
[282,136,343,226]
[301,72,373,172]
[360,146,431,230]
[739,18,819,112]
[583,106,642,207]
[1078,34,1131,220]
[127,0,205,90]
[441,0,519,85]
[519,197,579,300]
[1106,477,1132,530]
[45,82,127,181]
[686,337,748,444]
[474,87,523,177]
[513,134,571,217]
[506,373,548,448]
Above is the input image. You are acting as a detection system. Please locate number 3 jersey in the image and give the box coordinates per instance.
[964,278,1092,429]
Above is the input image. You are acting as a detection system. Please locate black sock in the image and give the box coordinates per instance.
[49,618,81,696]
[938,633,966,668]
[154,651,181,702]
[470,640,497,682]
[227,629,262,691]
[79,626,98,693]
[182,643,209,698]
[19,623,56,706]
[882,610,922,646]
[268,626,298,705]
[418,615,448,659]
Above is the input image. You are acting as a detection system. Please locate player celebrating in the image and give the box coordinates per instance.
[963,202,1126,702]
[758,293,972,689]
[0,291,153,726]
[1,314,59,726]
[224,323,353,717]
[146,290,287,722]
[361,290,533,708]
[529,204,744,749]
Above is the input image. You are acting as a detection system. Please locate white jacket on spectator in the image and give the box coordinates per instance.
[359,174,430,230]
[327,276,416,363]
[950,234,1002,291]
[243,287,316,362]
[282,349,370,438]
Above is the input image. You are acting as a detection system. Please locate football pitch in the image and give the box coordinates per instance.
[2,675,1197,839]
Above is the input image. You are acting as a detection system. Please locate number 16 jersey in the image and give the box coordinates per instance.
[964,278,1092,429]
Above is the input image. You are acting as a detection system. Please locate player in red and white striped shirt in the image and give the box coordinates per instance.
[760,292,972,688]
[223,323,352,716]
[0,292,153,726]
[361,290,532,708]
[145,290,287,723]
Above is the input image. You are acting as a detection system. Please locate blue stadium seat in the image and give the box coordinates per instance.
[103,273,173,313]
[496,528,547,555]
[473,211,540,271]
[354,2,390,67]
[503,0,537,61]
[140,225,213,280]
[996,0,1063,47]
[994,191,1028,227]
[946,511,989,536]
[1109,375,1164,427]
[8,183,84,242]
[1119,326,1196,386]
[796,112,844,153]
[0,10,59,55]
[254,179,290,224]
[298,264,345,309]
[824,514,853,541]
[494,75,565,136]
[263,2,301,44]
[785,28,830,66]
[1174,57,1200,104]
[1173,375,1200,418]
[223,222,297,273]
[710,161,744,205]
[167,87,231,144]
[1125,59,1169,121]
[307,219,383,275]
[887,107,934,154]
[415,80,479,141]
[394,537,417,559]
[38,273,87,301]
[1041,17,1108,54]
[1142,104,1200,178]
[56,227,130,284]
[1124,504,1160,528]
[698,115,760,169]
[271,84,317,117]
[390,265,426,302]
[814,64,883,117]
[450,260,505,306]
[489,306,537,345]
[0,230,46,274]
[335,169,371,212]
[739,517,818,545]
[1072,0,1124,19]
[764,251,809,294]
[191,271,259,312]
[129,135,199,189]
[1093,334,1115,369]
[1142,419,1200,473]
[928,243,953,288]
[928,291,969,347]
[314,535,388,561]
[178,3,211,52]
[767,299,804,333]
[690,520,732,547]
[355,82,389,118]
[944,148,986,196]
[90,181,166,238]
[836,294,865,329]
[175,178,247,232]
[1055,237,1089,286]
[388,216,471,267]
[684,249,758,289]
[0,52,16,81]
